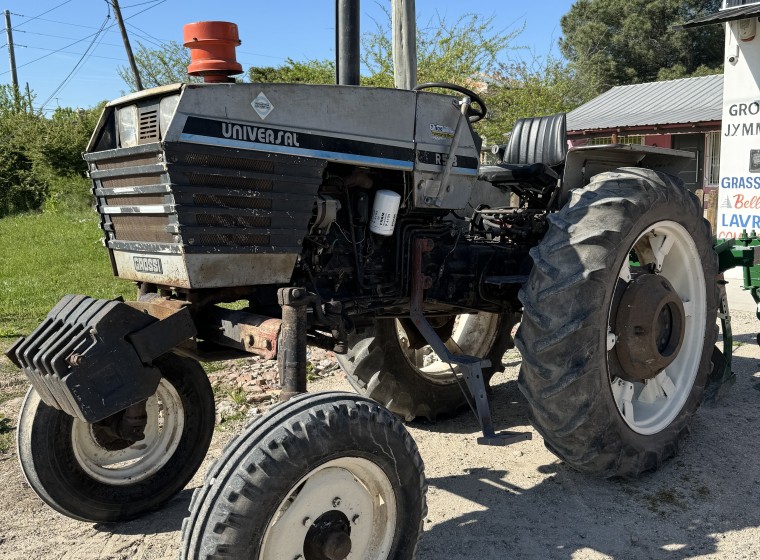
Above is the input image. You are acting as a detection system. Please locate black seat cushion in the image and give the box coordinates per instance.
[478,162,559,188]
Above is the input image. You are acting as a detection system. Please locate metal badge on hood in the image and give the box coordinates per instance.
[252,92,274,119]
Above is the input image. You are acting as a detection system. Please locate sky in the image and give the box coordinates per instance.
[0,0,575,112]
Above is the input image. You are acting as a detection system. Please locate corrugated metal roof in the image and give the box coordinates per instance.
[680,3,760,29]
[566,74,723,132]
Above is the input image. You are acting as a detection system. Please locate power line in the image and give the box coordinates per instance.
[121,0,164,8]
[13,27,126,49]
[10,13,117,31]
[5,0,168,75]
[238,50,288,61]
[13,0,75,30]
[0,24,113,75]
[40,14,111,109]
[125,0,168,18]
[15,43,126,62]
[126,22,167,48]
[11,0,168,31]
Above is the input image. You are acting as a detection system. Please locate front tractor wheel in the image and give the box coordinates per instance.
[17,354,215,522]
[181,392,426,560]
[516,168,718,478]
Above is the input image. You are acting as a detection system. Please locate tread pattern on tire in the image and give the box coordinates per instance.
[180,391,427,560]
[16,353,215,522]
[516,168,718,478]
[336,315,519,422]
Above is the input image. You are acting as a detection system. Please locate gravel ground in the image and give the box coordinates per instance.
[0,283,759,559]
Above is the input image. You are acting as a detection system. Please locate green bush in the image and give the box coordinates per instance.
[0,86,102,218]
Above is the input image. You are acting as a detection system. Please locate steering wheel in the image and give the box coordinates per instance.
[413,82,488,123]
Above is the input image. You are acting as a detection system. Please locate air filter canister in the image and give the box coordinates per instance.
[369,190,401,236]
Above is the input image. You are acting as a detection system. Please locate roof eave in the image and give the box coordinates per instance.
[678,4,760,29]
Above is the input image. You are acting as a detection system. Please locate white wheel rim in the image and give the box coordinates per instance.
[609,220,706,435]
[397,312,501,384]
[71,379,184,485]
[259,457,397,560]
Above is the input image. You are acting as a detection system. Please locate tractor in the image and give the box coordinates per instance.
[6,8,755,560]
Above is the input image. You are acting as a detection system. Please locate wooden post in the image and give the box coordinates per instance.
[111,0,143,91]
[392,0,417,90]
[4,11,19,108]
[707,189,718,236]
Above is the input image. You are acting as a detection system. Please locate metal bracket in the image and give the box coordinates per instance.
[705,276,737,402]
[424,98,471,207]
[409,238,531,446]
[277,287,310,401]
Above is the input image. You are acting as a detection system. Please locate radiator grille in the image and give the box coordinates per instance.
[86,143,325,256]
[193,193,273,210]
[111,215,174,243]
[197,214,272,228]
[187,173,274,191]
[96,154,158,170]
[178,152,275,173]
[196,233,271,246]
[106,194,165,206]
[139,108,159,143]
[100,174,163,189]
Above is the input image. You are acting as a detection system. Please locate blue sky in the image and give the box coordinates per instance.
[1,0,575,111]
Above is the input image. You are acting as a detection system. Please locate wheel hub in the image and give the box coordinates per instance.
[614,273,685,381]
[304,510,352,560]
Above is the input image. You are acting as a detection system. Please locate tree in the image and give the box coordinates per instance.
[248,59,334,84]
[560,0,723,94]
[117,41,201,90]
[478,56,594,145]
[361,11,522,87]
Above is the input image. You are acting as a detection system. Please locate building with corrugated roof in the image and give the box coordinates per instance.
[567,74,724,192]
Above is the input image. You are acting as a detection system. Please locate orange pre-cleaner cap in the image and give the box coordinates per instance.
[183,21,243,83]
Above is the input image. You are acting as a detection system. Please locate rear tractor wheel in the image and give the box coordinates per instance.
[517,168,718,477]
[336,312,519,421]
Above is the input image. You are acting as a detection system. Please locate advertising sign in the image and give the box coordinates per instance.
[717,17,760,240]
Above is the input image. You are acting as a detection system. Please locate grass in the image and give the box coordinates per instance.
[0,414,12,453]
[0,210,134,337]
[0,339,28,406]
[645,488,686,513]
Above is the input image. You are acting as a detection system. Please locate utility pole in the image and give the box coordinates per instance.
[392,0,417,90]
[4,10,19,107]
[111,0,143,90]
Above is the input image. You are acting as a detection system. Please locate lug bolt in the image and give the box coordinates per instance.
[303,517,312,527]
[67,353,84,367]
[352,514,360,524]
[332,497,341,507]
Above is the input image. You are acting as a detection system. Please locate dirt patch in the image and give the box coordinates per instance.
[1,310,759,559]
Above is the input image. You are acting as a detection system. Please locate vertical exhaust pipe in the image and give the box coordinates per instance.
[336,0,360,85]
[183,21,243,83]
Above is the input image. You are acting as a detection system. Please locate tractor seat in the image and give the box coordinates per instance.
[478,113,567,191]
[478,162,558,189]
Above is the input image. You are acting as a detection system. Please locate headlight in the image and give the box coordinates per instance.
[117,104,138,148]
[159,95,180,138]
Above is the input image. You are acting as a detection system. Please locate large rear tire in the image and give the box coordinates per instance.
[336,312,518,421]
[180,391,426,560]
[17,354,215,522]
[516,168,718,478]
